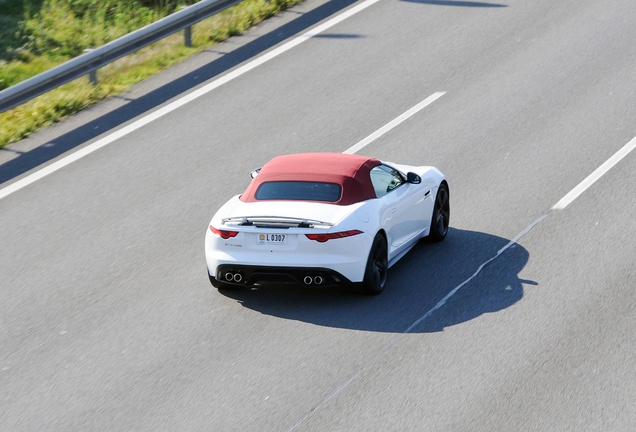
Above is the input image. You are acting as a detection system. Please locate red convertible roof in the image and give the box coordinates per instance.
[240,153,381,205]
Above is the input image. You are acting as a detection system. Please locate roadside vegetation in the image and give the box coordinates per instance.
[0,0,303,148]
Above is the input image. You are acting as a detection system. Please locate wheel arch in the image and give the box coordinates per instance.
[375,228,388,243]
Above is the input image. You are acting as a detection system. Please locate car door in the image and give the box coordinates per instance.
[370,165,426,257]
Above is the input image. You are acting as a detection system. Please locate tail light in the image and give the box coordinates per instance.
[305,230,363,242]
[210,226,239,239]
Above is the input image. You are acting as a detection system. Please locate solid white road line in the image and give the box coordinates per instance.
[552,136,636,210]
[0,0,384,201]
[343,92,446,154]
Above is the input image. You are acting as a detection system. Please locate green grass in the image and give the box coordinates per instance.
[0,0,303,148]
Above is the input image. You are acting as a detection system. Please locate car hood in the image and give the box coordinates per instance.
[214,196,365,227]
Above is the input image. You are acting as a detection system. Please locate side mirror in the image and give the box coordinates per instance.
[406,172,421,184]
[250,168,261,179]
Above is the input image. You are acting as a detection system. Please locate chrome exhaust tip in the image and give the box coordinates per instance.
[225,272,234,281]
[303,276,313,285]
[314,276,323,285]
[233,273,242,283]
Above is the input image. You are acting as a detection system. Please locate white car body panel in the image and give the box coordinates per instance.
[205,162,446,286]
[205,199,373,282]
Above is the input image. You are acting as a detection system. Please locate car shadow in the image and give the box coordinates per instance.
[219,228,536,333]
[0,0,359,186]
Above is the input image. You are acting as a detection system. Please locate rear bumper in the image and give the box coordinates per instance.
[204,226,372,283]
[210,265,353,288]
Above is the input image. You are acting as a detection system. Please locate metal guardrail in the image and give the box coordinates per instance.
[0,0,247,114]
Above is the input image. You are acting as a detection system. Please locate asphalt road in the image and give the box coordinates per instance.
[1,0,636,430]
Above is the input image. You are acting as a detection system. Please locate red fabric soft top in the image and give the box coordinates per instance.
[240,153,381,205]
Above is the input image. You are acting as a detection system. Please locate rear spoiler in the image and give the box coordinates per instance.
[221,216,333,229]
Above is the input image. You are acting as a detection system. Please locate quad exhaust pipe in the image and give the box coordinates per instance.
[222,271,323,285]
[304,275,324,285]
[224,272,243,283]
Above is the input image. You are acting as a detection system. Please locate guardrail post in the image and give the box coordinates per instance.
[180,6,193,47]
[184,25,193,47]
[88,70,98,85]
[84,49,98,85]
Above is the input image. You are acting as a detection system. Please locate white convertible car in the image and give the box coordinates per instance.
[205,153,449,294]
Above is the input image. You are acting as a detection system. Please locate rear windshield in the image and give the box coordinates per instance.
[254,181,342,202]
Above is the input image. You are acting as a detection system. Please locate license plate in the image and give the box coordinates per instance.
[257,233,287,245]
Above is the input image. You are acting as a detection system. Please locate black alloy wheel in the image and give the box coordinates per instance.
[429,182,450,242]
[361,233,388,294]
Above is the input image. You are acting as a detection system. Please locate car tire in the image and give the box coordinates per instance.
[360,233,388,295]
[428,182,450,242]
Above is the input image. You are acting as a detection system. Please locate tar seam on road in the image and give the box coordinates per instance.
[0,0,384,201]
[284,213,549,432]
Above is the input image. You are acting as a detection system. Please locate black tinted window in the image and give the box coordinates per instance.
[255,181,342,202]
